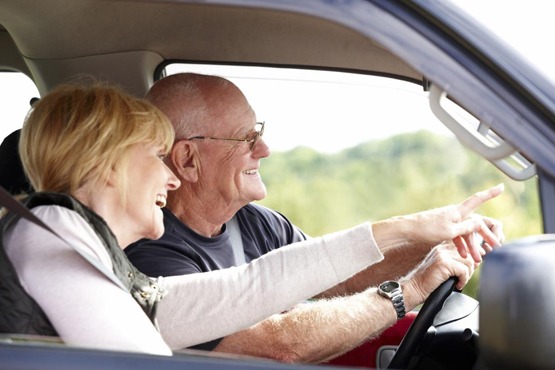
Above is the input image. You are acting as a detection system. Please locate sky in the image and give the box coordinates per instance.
[165,64,456,153]
[2,1,555,152]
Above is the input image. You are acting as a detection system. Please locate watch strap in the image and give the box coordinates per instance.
[390,289,406,320]
[379,281,406,320]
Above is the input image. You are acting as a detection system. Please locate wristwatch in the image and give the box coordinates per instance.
[378,280,406,320]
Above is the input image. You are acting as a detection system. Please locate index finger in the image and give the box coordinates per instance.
[457,184,504,218]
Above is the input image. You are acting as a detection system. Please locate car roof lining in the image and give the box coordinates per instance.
[155,59,424,86]
[0,0,421,95]
[0,30,31,76]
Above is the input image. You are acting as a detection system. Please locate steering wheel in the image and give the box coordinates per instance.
[387,277,458,370]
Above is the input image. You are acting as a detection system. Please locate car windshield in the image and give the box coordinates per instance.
[450,0,555,85]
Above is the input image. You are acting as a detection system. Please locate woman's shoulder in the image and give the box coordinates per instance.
[31,203,90,227]
[6,204,113,270]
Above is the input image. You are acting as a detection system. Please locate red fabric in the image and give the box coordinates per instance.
[325,311,417,368]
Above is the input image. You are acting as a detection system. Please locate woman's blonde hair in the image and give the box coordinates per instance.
[20,82,174,198]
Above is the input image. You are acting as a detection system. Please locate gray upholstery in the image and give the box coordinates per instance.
[480,236,555,370]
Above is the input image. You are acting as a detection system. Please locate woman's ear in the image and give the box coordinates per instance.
[106,166,119,188]
[170,140,199,183]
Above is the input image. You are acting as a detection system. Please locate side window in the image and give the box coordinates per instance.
[162,64,541,299]
[0,72,39,143]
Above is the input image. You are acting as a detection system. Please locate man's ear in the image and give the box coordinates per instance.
[170,140,199,183]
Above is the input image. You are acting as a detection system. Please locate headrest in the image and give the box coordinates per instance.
[480,235,555,370]
[0,129,33,195]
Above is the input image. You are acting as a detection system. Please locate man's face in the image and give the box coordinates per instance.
[195,85,271,210]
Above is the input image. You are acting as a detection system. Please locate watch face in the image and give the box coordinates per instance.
[380,281,400,293]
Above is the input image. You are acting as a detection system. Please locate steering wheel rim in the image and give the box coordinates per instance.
[387,277,458,370]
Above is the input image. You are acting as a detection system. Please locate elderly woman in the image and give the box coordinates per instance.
[0,83,502,356]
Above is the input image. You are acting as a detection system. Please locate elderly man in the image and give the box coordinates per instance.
[126,73,504,363]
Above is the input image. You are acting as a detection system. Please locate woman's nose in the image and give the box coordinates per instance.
[166,167,181,190]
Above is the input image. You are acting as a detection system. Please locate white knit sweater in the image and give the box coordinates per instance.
[4,205,383,355]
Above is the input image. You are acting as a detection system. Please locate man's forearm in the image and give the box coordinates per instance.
[313,215,442,298]
[213,283,419,364]
[317,242,432,298]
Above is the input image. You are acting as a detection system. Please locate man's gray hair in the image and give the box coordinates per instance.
[146,73,231,141]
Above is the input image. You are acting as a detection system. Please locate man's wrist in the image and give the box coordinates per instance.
[399,279,422,311]
[378,281,406,320]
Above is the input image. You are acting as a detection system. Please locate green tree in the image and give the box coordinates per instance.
[258,130,541,299]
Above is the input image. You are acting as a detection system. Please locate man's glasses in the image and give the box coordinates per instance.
[187,122,265,152]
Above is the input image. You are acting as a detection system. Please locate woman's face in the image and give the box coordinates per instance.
[123,142,180,242]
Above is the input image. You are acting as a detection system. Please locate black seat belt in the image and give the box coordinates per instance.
[227,214,246,266]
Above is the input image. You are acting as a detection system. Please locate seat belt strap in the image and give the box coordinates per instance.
[0,186,128,292]
[227,214,246,266]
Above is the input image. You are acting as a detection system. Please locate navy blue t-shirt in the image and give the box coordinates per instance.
[125,203,307,350]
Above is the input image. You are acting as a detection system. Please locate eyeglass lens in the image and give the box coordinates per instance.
[250,122,264,151]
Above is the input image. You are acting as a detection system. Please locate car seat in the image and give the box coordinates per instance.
[0,129,33,195]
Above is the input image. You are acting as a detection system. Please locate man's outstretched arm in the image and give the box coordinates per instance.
[317,185,505,298]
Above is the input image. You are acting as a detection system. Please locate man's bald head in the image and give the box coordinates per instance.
[146,73,237,140]
[146,72,269,232]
